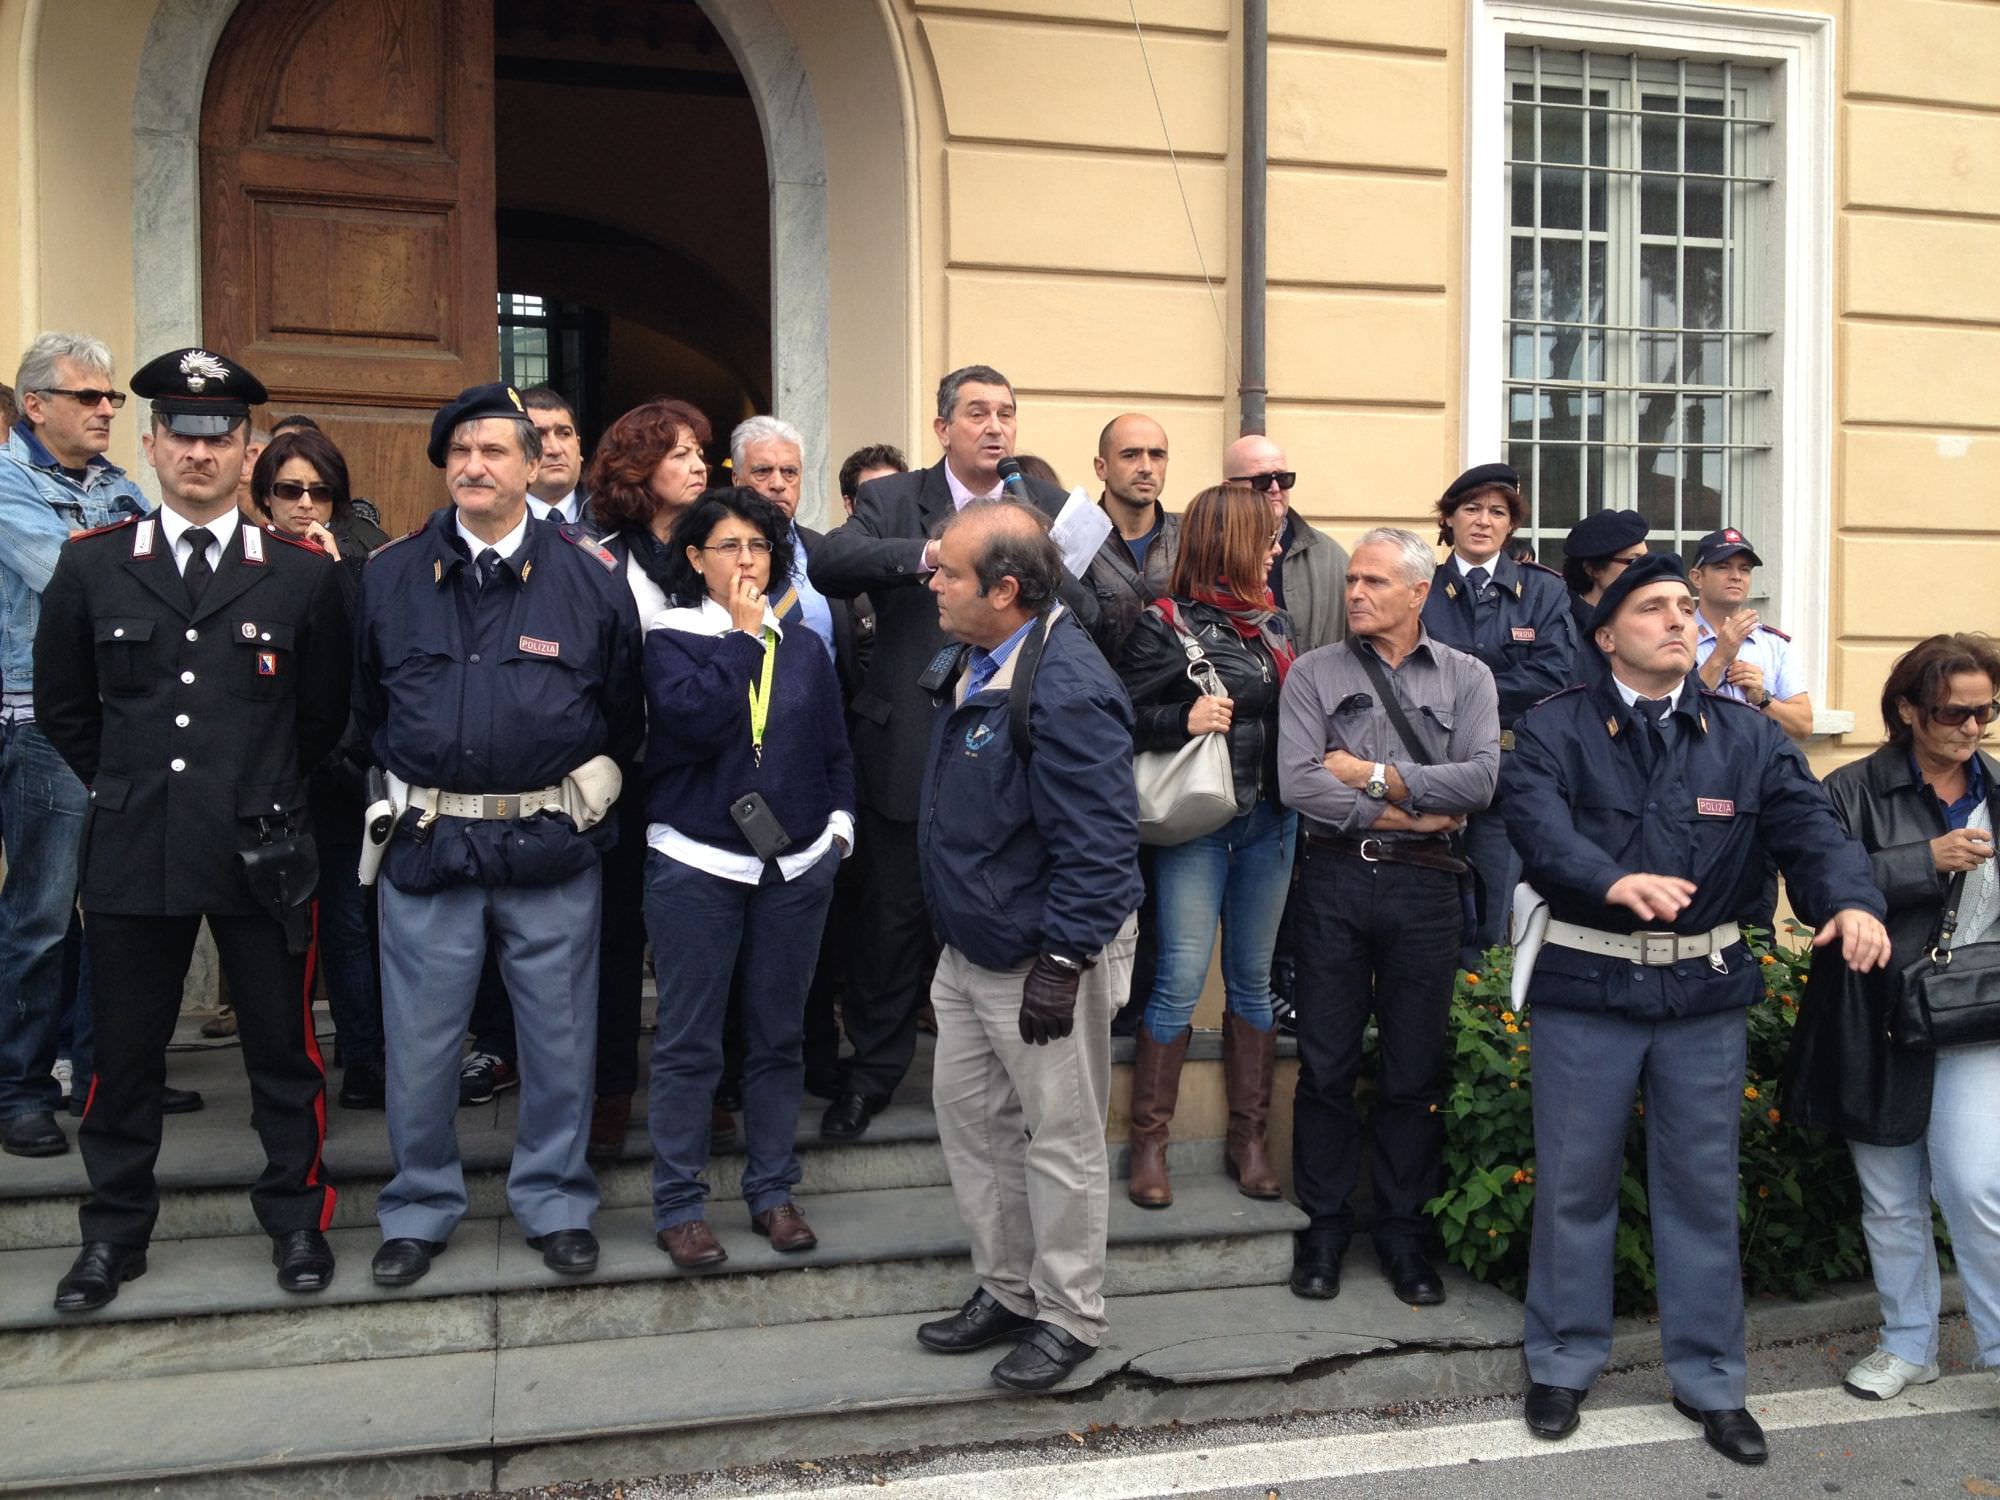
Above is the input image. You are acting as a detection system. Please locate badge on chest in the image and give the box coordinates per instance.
[1696,797,1736,817]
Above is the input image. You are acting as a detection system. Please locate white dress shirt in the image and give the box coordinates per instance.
[156,504,232,576]
[527,490,583,525]
[454,507,529,563]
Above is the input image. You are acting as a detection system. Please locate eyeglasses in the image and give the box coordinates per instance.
[38,388,127,410]
[745,464,802,484]
[700,538,774,557]
[1229,470,1296,494]
[1928,701,2000,728]
[269,480,335,502]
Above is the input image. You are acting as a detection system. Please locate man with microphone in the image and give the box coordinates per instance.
[807,365,1097,1141]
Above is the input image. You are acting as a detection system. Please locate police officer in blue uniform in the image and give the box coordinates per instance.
[1500,553,1890,1465]
[1559,508,1649,656]
[353,383,643,1288]
[34,347,352,1308]
[1421,462,1576,965]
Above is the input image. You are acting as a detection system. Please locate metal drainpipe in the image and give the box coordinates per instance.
[1239,0,1268,437]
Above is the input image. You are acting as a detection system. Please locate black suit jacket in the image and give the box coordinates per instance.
[807,461,1098,820]
[795,522,874,703]
[34,514,352,916]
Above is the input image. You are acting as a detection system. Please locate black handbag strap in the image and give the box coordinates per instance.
[1347,637,1435,767]
[1006,610,1053,761]
[1927,870,1969,959]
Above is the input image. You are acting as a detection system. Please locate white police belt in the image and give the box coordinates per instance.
[410,786,564,821]
[397,755,622,834]
[1544,919,1741,967]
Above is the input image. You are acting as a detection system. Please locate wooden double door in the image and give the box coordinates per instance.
[201,0,498,537]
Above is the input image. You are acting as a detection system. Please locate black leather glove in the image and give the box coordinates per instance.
[1019,954,1084,1046]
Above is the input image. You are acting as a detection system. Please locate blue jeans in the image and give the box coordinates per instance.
[1141,801,1296,1042]
[317,843,382,1067]
[0,721,89,1119]
[1849,1041,2000,1371]
[643,846,840,1228]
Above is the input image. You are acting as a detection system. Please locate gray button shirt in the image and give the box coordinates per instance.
[1277,629,1502,838]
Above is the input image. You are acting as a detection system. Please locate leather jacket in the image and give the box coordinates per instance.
[1118,597,1290,816]
[1783,743,2000,1145]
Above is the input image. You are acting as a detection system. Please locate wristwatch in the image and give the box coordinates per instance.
[1041,953,1084,975]
[1364,762,1390,800]
[1756,687,1774,708]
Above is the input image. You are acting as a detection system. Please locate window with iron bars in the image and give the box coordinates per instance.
[1505,46,1774,576]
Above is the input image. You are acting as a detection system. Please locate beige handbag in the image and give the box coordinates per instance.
[1135,618,1241,846]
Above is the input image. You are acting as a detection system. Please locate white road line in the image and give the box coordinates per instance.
[736,1376,1996,1500]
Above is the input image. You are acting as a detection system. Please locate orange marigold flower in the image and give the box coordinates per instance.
[1511,1169,1527,1184]
[1767,1108,1780,1125]
[1508,1081,1519,1089]
[1757,1184,1770,1199]
[1743,1085,1759,1100]
[1761,954,1777,966]
[1500,1011,1516,1023]
[1488,1227,1499,1238]
[1516,1044,1530,1053]
[1464,972,1481,985]
[1505,1023,1520,1034]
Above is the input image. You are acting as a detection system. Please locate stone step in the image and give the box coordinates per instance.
[0,1258,1525,1500]
[0,1173,1305,1391]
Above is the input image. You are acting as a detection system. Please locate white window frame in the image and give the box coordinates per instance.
[1464,0,1835,701]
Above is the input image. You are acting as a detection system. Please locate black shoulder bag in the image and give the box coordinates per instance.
[1889,869,2000,1049]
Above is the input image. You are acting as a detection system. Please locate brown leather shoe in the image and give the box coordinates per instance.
[751,1201,819,1252]
[1126,1027,1190,1208]
[657,1220,728,1269]
[587,1093,631,1164]
[1223,1012,1282,1199]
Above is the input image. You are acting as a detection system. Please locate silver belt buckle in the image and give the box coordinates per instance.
[479,794,517,820]
[1636,930,1678,966]
[1358,837,1383,863]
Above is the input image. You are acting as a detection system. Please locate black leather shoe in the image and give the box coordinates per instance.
[1525,1382,1586,1439]
[339,1059,386,1110]
[1673,1398,1768,1465]
[527,1228,599,1275]
[54,1241,148,1313]
[1289,1234,1345,1300]
[160,1086,204,1115]
[820,1091,884,1141]
[917,1287,1036,1352]
[272,1229,336,1293]
[991,1321,1095,1391]
[2,1110,67,1158]
[371,1237,447,1287]
[1380,1244,1446,1305]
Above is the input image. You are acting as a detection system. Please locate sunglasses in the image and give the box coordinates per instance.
[38,387,127,409]
[1928,701,2000,728]
[1229,470,1296,494]
[269,480,336,502]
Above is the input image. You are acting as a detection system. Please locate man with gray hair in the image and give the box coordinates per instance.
[0,332,149,1158]
[1275,526,1500,1308]
[731,414,840,661]
[913,499,1141,1390]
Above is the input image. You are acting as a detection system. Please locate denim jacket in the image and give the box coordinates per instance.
[0,423,148,691]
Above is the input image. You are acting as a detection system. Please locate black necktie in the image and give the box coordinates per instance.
[183,526,215,607]
[1635,694,1672,761]
[1467,565,1491,603]
[474,548,499,593]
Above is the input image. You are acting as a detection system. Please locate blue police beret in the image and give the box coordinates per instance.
[1589,551,1690,635]
[427,382,529,467]
[130,347,267,437]
[1563,508,1649,560]
[1442,461,1520,504]
[1692,527,1763,569]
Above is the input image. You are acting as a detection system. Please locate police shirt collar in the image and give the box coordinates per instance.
[453,506,529,565]
[1604,671,1707,732]
[1452,549,1514,586]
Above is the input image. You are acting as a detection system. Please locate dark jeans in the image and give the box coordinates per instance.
[1289,840,1462,1246]
[643,847,840,1228]
[0,720,89,1119]
[839,807,937,1103]
[317,842,382,1067]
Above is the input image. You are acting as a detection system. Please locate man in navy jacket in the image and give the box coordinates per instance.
[911,500,1142,1394]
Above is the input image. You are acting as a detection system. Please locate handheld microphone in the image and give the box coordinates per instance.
[996,456,1025,492]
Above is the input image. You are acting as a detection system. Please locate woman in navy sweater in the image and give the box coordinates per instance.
[641,488,855,1269]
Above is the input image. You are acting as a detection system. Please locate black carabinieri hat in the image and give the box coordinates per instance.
[129,347,267,437]
[1589,551,1690,635]
[1563,508,1648,560]
[428,382,529,467]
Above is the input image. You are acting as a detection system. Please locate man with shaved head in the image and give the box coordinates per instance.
[913,498,1143,1393]
[1085,413,1177,661]
[1224,432,1348,652]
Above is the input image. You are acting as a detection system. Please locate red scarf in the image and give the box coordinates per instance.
[1168,588,1297,684]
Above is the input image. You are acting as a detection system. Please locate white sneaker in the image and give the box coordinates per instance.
[1842,1348,1940,1400]
[51,1058,72,1100]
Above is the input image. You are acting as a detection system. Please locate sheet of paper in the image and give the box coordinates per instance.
[1049,486,1113,579]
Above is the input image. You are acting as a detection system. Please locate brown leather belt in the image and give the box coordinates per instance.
[1304,832,1468,874]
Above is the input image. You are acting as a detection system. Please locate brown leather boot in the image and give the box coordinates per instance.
[1126,1027,1190,1208]
[1223,1012,1282,1199]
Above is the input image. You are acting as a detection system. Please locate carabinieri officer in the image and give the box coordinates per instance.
[1500,552,1889,1466]
[34,347,353,1309]
[353,383,643,1288]
[1421,462,1576,966]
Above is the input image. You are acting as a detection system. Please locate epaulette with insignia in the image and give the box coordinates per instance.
[1522,560,1565,581]
[1756,623,1791,641]
[366,528,423,561]
[560,525,619,572]
[67,515,141,543]
[262,527,326,556]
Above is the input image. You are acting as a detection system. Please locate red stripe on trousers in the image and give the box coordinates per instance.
[297,900,336,1230]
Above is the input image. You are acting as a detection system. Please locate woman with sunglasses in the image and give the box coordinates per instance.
[249,427,386,574]
[640,487,853,1270]
[1559,509,1649,644]
[1785,632,2000,1404]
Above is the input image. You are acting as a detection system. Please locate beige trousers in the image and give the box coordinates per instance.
[930,915,1138,1346]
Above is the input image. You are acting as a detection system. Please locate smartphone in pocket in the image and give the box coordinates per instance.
[729,792,794,861]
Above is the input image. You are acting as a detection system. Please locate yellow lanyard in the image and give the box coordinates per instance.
[746,628,777,767]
